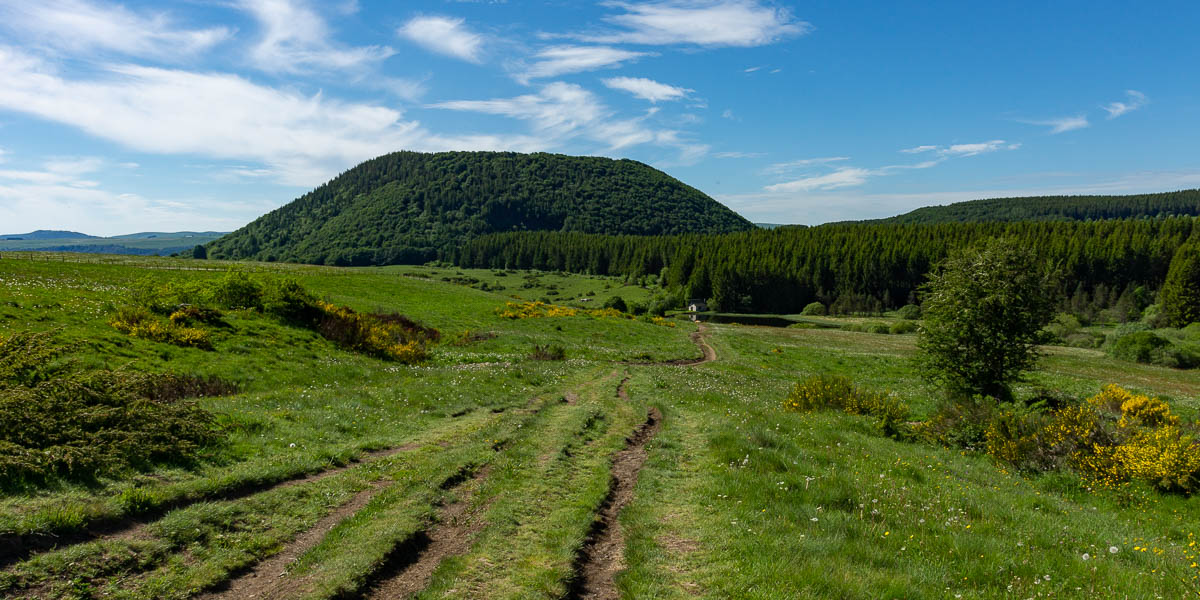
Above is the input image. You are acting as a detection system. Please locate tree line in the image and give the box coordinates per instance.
[450,217,1199,314]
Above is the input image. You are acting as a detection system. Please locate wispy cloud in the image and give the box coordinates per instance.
[765,167,870,192]
[763,157,849,175]
[572,0,810,47]
[398,15,484,63]
[0,46,512,187]
[1019,115,1090,134]
[0,0,231,60]
[515,45,649,83]
[1103,90,1148,119]
[767,140,1018,192]
[602,76,691,102]
[903,140,1020,157]
[238,0,394,74]
[430,82,706,162]
[714,151,765,159]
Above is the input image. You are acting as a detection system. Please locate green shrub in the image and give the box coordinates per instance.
[208,270,263,310]
[529,344,566,361]
[261,278,321,324]
[0,330,70,386]
[0,370,221,488]
[889,320,918,334]
[784,374,909,436]
[1044,312,1083,343]
[895,304,921,320]
[800,302,826,316]
[1107,330,1169,363]
[869,323,891,335]
[914,395,1000,452]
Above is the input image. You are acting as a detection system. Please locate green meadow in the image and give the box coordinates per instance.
[1,254,1198,599]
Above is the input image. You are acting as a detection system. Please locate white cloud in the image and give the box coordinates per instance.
[430,82,706,162]
[763,157,848,175]
[714,151,765,158]
[901,140,1020,157]
[577,0,810,47]
[398,16,484,63]
[0,0,231,59]
[721,169,1200,226]
[1020,115,1089,134]
[765,167,871,192]
[744,66,762,72]
[602,76,691,102]
[238,0,394,73]
[516,45,649,83]
[766,141,1017,193]
[1103,90,1148,119]
[721,109,735,119]
[0,46,528,187]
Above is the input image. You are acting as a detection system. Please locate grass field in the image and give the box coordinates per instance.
[1,254,1198,599]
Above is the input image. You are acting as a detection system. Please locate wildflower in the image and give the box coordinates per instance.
[1109,546,1119,553]
[1081,553,1090,561]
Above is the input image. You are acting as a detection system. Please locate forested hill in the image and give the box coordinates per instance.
[870,189,1200,224]
[204,151,755,265]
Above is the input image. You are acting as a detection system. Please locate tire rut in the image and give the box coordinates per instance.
[567,378,662,600]
[0,444,419,569]
[360,465,493,600]
[197,476,396,600]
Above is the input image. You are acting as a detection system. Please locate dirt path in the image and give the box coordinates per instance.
[364,466,493,599]
[0,445,419,569]
[689,323,717,365]
[626,322,717,367]
[197,476,396,600]
[568,378,663,600]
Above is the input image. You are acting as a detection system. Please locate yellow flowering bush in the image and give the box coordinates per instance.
[314,301,428,364]
[110,307,212,350]
[983,384,1200,493]
[495,301,676,327]
[1118,393,1179,428]
[784,374,909,435]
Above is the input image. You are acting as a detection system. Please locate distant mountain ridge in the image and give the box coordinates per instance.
[867,189,1200,224]
[1,230,96,240]
[0,231,228,256]
[204,151,755,266]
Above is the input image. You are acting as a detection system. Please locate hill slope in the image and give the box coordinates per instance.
[205,151,755,265]
[873,189,1200,224]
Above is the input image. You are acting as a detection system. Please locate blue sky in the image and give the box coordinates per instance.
[0,0,1197,235]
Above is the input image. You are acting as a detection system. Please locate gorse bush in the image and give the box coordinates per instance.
[109,271,437,362]
[314,301,427,363]
[980,384,1200,494]
[109,306,213,350]
[783,374,909,436]
[496,300,676,327]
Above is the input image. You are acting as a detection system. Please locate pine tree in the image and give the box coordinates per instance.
[1160,242,1200,327]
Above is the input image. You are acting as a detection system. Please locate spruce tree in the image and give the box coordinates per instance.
[1160,242,1200,327]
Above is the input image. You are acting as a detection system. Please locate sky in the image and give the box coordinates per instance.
[1,0,1198,235]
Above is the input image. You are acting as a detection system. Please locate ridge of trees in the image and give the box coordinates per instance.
[452,217,1199,314]
[863,189,1200,224]
[204,151,754,265]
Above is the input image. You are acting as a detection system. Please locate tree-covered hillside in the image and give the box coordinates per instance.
[872,189,1200,224]
[204,151,754,265]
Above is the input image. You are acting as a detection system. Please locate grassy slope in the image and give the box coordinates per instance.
[1,254,1199,599]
